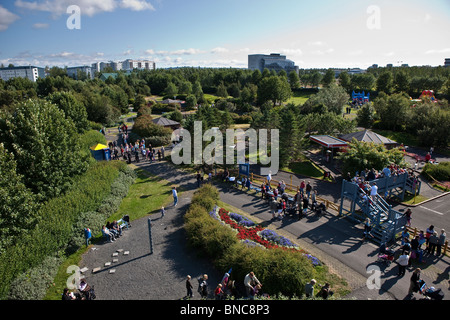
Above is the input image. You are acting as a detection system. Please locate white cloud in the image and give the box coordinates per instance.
[425,48,450,54]
[311,48,334,55]
[14,0,154,17]
[0,5,20,31]
[120,0,154,11]
[211,47,229,54]
[32,22,49,29]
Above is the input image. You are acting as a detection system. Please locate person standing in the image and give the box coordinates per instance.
[437,229,446,256]
[172,187,178,206]
[427,231,439,255]
[397,251,410,277]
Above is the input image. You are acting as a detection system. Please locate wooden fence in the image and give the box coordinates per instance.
[247,172,341,213]
[404,226,449,257]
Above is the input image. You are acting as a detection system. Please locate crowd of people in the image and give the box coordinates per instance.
[184,271,267,300]
[108,137,166,164]
[62,279,96,300]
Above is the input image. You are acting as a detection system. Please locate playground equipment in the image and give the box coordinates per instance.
[339,173,421,244]
[419,90,437,102]
[352,91,370,104]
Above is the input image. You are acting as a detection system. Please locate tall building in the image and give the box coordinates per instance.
[0,65,45,82]
[122,59,155,71]
[445,58,450,67]
[66,65,94,80]
[248,53,299,74]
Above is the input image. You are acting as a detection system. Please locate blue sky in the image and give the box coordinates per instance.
[1,0,449,69]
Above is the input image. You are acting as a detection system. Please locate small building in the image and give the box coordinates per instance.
[339,129,398,148]
[152,117,181,130]
[310,135,348,161]
[99,73,118,81]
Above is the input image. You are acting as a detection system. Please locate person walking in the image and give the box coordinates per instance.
[198,274,208,299]
[172,187,178,206]
[408,268,422,297]
[404,208,412,227]
[185,275,193,299]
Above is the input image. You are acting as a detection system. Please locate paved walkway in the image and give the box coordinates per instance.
[79,157,449,300]
[79,128,448,301]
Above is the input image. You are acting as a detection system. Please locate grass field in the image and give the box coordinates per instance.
[108,165,173,222]
[287,90,314,105]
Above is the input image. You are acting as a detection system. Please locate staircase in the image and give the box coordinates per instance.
[339,177,407,245]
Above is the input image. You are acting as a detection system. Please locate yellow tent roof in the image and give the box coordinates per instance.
[89,143,108,151]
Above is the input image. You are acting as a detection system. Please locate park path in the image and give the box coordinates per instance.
[78,124,449,301]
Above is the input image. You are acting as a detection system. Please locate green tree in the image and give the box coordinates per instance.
[356,103,376,128]
[257,76,291,107]
[322,69,335,88]
[337,139,407,176]
[279,108,301,167]
[288,71,300,90]
[165,82,178,97]
[373,92,410,131]
[0,99,90,201]
[394,71,410,93]
[47,91,89,132]
[0,143,39,254]
[376,71,394,94]
[217,81,228,98]
[338,71,351,93]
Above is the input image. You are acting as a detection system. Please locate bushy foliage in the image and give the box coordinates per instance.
[337,139,407,176]
[422,161,450,182]
[184,185,331,298]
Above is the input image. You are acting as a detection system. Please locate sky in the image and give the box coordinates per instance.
[0,0,449,69]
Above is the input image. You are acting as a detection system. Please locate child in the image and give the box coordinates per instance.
[161,206,165,218]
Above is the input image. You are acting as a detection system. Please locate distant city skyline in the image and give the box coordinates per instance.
[1,0,449,69]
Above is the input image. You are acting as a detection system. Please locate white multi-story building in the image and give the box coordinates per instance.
[122,59,155,71]
[0,65,45,82]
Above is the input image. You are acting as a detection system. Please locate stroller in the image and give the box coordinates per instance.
[377,242,395,266]
[420,282,444,300]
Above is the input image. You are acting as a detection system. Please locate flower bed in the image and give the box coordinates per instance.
[211,206,321,266]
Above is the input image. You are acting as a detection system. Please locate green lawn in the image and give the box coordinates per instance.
[282,160,325,179]
[108,165,173,222]
[286,91,313,105]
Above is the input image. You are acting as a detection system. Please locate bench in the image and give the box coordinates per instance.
[117,218,129,230]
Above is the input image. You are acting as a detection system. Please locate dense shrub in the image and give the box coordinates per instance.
[0,161,130,299]
[422,161,450,181]
[184,184,325,298]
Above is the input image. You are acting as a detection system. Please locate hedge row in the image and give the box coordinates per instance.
[184,184,320,298]
[422,161,450,182]
[0,160,133,299]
